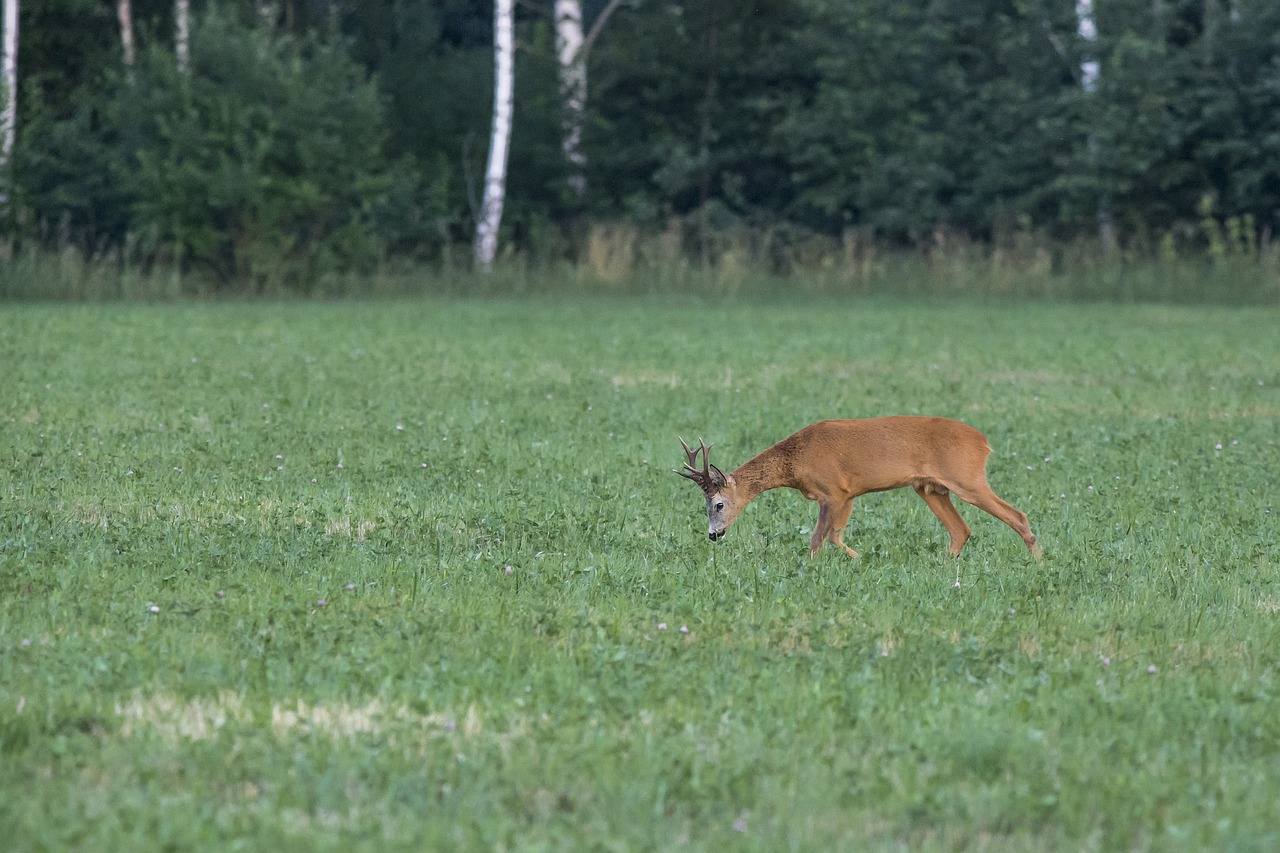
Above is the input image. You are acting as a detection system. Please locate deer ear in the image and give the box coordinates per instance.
[709,464,728,488]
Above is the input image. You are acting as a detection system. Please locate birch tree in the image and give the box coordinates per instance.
[117,0,136,68]
[555,0,587,198]
[474,0,515,269]
[554,0,626,200]
[175,0,190,74]
[0,0,16,215]
[1074,0,1098,92]
[1075,0,1112,246]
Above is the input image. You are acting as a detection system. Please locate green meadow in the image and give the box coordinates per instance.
[1,296,1278,850]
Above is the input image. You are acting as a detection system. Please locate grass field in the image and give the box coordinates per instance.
[1,296,1278,850]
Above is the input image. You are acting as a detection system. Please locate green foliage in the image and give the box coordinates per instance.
[339,1,494,245]
[10,4,448,290]
[589,0,810,228]
[116,10,399,288]
[1,297,1278,849]
[8,0,1280,288]
[12,80,133,248]
[588,0,1280,250]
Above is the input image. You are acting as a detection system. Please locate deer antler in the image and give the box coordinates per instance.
[676,436,727,493]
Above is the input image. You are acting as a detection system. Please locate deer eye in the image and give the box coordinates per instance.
[713,501,725,511]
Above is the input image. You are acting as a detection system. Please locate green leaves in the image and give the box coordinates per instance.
[9,0,1280,284]
[114,9,395,288]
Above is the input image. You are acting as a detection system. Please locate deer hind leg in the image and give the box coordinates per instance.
[950,478,1042,558]
[914,484,971,556]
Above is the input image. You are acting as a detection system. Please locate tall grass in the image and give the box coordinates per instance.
[1,297,1278,850]
[3,220,1278,302]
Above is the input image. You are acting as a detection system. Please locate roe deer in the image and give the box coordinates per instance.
[676,417,1042,559]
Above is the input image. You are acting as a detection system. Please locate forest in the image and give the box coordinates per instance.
[3,0,1280,293]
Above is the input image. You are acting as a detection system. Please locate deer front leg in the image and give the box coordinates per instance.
[810,498,859,559]
[827,497,859,559]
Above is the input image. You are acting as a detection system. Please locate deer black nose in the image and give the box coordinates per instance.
[709,531,724,542]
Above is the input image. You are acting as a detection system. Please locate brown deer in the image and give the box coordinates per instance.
[676,417,1042,559]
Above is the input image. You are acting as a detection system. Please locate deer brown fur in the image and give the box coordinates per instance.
[677,417,1041,559]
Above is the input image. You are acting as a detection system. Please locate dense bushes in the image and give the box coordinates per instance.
[13,7,439,291]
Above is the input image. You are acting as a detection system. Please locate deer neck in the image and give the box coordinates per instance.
[729,444,797,502]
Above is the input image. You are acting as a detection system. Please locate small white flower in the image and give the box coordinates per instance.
[148,604,160,614]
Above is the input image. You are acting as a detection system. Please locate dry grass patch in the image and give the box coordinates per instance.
[115,691,458,741]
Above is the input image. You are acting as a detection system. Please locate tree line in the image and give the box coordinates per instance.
[2,0,1278,290]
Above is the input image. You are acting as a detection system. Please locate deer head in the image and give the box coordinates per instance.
[675,437,739,541]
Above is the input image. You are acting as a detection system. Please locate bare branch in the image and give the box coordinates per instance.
[582,0,628,61]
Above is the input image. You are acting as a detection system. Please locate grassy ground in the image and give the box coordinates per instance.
[1,296,1278,850]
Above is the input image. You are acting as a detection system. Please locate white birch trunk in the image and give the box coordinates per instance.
[1074,0,1099,92]
[1075,0,1112,246]
[175,0,190,74]
[474,0,515,269]
[257,2,277,32]
[555,0,587,198]
[117,0,136,67]
[0,0,17,212]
